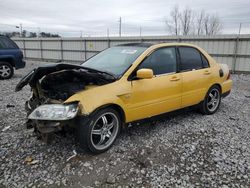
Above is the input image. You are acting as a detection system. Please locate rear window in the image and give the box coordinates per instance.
[0,37,18,49]
[179,47,203,71]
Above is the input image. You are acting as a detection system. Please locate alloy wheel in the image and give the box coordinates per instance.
[90,112,119,150]
[207,88,220,112]
[0,65,11,78]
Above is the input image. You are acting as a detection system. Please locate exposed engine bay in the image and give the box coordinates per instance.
[15,63,116,142]
[41,69,110,101]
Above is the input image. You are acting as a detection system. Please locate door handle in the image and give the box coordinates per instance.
[204,70,211,75]
[170,76,180,81]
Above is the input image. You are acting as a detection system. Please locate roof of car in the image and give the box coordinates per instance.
[117,43,154,48]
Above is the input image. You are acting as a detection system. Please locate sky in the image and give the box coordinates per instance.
[0,0,250,37]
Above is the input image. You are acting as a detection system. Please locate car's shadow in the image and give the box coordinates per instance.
[47,105,200,156]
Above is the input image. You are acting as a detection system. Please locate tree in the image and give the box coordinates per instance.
[196,10,206,35]
[29,32,37,38]
[166,5,222,36]
[22,30,27,37]
[204,14,222,35]
[180,7,193,35]
[1,32,20,37]
[40,32,60,38]
[166,5,181,35]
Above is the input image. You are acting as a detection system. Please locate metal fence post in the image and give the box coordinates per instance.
[40,39,43,60]
[60,39,63,61]
[22,39,26,58]
[107,37,110,48]
[233,37,239,73]
[84,39,87,61]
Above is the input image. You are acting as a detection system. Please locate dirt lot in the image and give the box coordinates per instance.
[0,60,250,188]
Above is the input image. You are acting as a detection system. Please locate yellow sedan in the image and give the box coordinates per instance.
[16,43,232,153]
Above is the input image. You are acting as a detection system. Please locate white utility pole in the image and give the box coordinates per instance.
[119,17,122,37]
[140,26,142,37]
[238,23,242,35]
[107,28,109,38]
[19,23,23,37]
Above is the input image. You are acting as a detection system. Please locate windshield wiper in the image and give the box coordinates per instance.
[80,66,117,80]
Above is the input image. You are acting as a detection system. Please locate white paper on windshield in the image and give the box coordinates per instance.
[121,49,137,54]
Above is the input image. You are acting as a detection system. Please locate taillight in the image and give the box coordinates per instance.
[226,72,231,80]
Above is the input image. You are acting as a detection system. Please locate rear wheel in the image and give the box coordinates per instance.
[77,108,121,154]
[200,85,221,115]
[0,62,14,79]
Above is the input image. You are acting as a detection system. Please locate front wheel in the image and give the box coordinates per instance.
[199,85,221,115]
[77,108,121,154]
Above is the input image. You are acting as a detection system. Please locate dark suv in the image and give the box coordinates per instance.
[0,36,25,79]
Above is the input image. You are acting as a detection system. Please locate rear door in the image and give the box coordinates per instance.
[178,46,212,108]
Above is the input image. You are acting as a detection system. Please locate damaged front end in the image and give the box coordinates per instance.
[16,63,115,143]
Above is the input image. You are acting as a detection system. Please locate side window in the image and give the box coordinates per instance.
[179,47,203,71]
[201,54,209,68]
[138,47,177,75]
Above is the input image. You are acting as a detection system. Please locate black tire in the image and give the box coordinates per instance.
[76,107,121,154]
[0,62,14,79]
[199,85,221,115]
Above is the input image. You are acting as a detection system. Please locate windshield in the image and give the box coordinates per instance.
[81,46,147,76]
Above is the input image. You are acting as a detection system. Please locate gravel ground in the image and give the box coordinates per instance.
[0,60,249,188]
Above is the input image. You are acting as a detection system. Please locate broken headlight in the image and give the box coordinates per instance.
[28,103,78,121]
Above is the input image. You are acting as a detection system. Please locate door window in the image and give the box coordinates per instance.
[179,47,204,71]
[138,47,177,75]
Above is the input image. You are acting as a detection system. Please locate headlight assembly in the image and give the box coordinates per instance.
[28,103,78,121]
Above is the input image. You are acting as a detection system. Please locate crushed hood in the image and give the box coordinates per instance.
[15,63,115,92]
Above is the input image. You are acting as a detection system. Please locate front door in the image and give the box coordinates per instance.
[126,47,182,122]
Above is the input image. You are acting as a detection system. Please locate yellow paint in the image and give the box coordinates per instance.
[88,43,93,49]
[65,43,233,123]
[136,68,153,79]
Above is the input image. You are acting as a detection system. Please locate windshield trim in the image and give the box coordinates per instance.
[80,65,117,79]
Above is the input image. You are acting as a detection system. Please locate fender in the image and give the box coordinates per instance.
[64,79,131,121]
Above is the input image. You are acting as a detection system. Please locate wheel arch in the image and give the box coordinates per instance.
[91,103,126,124]
[210,83,222,93]
[202,83,222,102]
[0,57,15,67]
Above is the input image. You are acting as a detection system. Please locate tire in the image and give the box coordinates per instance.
[199,85,221,115]
[77,107,121,154]
[0,62,14,79]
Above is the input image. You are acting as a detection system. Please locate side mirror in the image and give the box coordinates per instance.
[136,69,153,79]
